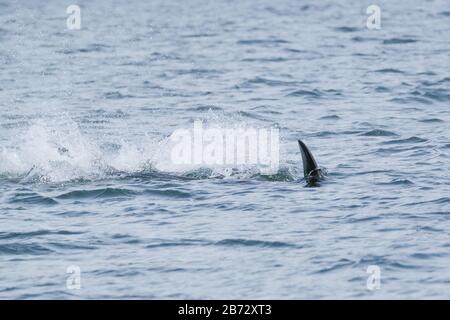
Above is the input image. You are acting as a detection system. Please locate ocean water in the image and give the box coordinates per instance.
[0,0,450,299]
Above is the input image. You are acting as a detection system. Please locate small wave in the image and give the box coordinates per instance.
[173,68,220,76]
[376,178,414,186]
[360,129,398,137]
[375,145,423,154]
[287,89,322,98]
[56,188,136,200]
[402,197,450,206]
[357,255,420,270]
[241,57,287,63]
[0,230,82,240]
[346,215,381,224]
[187,105,223,112]
[314,259,354,274]
[144,238,298,249]
[287,88,341,98]
[181,33,218,38]
[8,193,58,205]
[0,243,52,255]
[382,136,427,144]
[390,96,433,105]
[103,91,135,100]
[143,189,192,198]
[45,242,97,251]
[145,239,208,249]
[57,43,112,54]
[237,39,289,45]
[236,77,298,88]
[214,238,298,248]
[258,167,297,182]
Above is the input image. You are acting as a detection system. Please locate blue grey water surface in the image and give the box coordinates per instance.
[0,0,450,299]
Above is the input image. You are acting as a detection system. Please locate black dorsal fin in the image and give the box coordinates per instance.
[298,140,319,178]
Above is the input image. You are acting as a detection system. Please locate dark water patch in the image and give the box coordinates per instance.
[346,215,381,224]
[146,239,207,249]
[358,255,420,270]
[215,238,297,249]
[46,242,97,251]
[354,170,394,176]
[237,110,271,122]
[351,36,380,42]
[376,179,414,186]
[439,11,450,17]
[237,39,289,45]
[402,197,450,206]
[119,60,147,66]
[435,77,450,84]
[334,26,359,32]
[417,226,444,232]
[418,118,444,123]
[319,115,340,120]
[375,145,423,154]
[56,210,94,217]
[1,121,30,129]
[181,33,218,38]
[287,89,322,98]
[311,130,337,137]
[241,57,288,62]
[187,105,223,112]
[147,52,182,62]
[111,234,141,244]
[103,91,135,100]
[360,129,398,137]
[373,68,404,74]
[390,96,433,105]
[143,189,192,198]
[250,106,282,115]
[420,89,450,102]
[410,252,446,260]
[56,188,136,200]
[314,259,354,274]
[374,86,390,93]
[258,168,296,182]
[0,230,83,240]
[57,43,112,54]
[416,71,437,77]
[146,239,302,249]
[173,68,221,76]
[0,243,53,255]
[382,136,427,144]
[383,38,417,45]
[237,77,298,88]
[9,193,58,205]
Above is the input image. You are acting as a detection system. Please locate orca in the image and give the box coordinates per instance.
[298,139,324,186]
